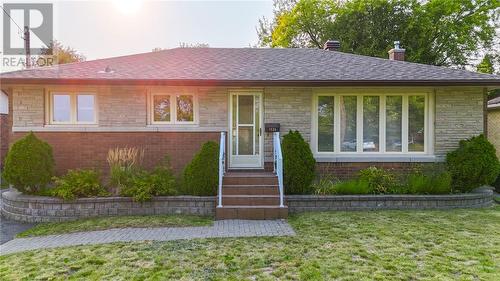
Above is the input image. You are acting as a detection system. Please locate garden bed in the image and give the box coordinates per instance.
[1,189,494,222]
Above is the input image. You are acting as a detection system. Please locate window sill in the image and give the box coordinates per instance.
[314,154,437,163]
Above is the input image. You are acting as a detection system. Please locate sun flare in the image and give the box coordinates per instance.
[113,0,142,15]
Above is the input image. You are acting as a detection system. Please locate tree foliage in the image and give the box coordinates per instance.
[40,40,86,64]
[477,54,495,74]
[258,0,499,67]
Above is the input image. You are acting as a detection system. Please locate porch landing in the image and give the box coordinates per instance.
[216,171,288,220]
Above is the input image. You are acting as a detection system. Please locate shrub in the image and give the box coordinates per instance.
[358,167,399,194]
[332,179,372,195]
[118,157,177,202]
[52,169,107,200]
[406,172,452,195]
[2,132,54,193]
[107,147,144,188]
[282,130,316,194]
[446,134,500,192]
[493,174,500,193]
[312,177,337,195]
[181,141,219,196]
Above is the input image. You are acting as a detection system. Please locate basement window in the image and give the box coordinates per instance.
[49,92,96,124]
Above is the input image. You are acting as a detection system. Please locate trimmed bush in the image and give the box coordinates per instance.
[282,130,316,194]
[494,174,500,193]
[446,134,500,192]
[52,169,107,200]
[119,158,177,202]
[2,132,54,193]
[182,141,219,196]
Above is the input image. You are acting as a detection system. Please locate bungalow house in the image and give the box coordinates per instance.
[1,41,500,219]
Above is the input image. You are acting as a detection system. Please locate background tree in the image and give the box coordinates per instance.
[40,40,86,64]
[258,0,499,68]
[477,54,495,74]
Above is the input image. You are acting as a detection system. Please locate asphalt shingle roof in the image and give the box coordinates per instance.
[1,48,500,85]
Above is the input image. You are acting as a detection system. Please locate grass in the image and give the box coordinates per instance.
[1,206,499,280]
[16,215,213,238]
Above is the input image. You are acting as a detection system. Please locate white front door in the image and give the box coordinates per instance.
[229,91,263,169]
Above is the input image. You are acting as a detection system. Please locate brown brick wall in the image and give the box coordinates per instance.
[316,162,426,180]
[0,114,8,168]
[11,132,220,176]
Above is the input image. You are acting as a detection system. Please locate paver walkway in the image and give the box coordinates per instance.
[0,219,295,255]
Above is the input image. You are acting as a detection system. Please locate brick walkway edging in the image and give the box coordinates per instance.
[0,220,296,255]
[1,189,494,223]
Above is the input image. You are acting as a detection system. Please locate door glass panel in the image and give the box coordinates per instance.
[254,95,260,155]
[238,95,254,124]
[386,96,402,152]
[232,95,237,155]
[317,96,334,152]
[409,96,425,152]
[238,126,253,155]
[340,96,357,152]
[363,96,380,152]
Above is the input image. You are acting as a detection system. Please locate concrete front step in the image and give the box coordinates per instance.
[223,176,278,185]
[222,185,280,195]
[222,195,281,206]
[216,206,288,220]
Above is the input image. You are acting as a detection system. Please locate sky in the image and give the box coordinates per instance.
[0,0,274,71]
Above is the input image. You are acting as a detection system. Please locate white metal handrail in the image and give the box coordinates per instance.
[218,132,226,207]
[273,132,284,207]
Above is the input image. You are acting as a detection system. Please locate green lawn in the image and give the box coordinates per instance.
[1,207,499,280]
[16,215,213,238]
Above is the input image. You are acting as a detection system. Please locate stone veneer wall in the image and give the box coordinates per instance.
[1,191,215,223]
[434,88,484,159]
[487,108,500,158]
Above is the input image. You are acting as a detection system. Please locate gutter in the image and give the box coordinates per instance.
[1,78,500,87]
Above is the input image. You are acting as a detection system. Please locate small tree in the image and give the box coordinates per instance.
[182,141,219,196]
[282,130,316,194]
[446,134,500,192]
[2,133,55,193]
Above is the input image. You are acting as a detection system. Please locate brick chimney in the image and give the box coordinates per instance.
[388,41,405,61]
[323,40,340,51]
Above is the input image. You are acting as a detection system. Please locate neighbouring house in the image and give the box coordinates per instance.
[488,96,500,158]
[1,41,500,219]
[0,91,8,169]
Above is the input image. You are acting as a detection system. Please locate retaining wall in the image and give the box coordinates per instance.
[1,191,215,223]
[1,189,493,222]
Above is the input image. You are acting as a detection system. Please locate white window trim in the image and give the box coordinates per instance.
[311,91,434,157]
[48,91,97,125]
[149,92,198,125]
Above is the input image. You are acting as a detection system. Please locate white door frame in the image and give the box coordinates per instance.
[228,90,264,169]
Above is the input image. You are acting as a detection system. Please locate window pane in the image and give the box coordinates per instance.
[153,95,171,122]
[386,96,402,152]
[176,95,194,122]
[254,95,260,155]
[53,94,71,122]
[409,96,425,152]
[238,95,254,124]
[317,96,334,152]
[238,126,253,155]
[363,96,380,152]
[340,96,357,152]
[77,95,95,122]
